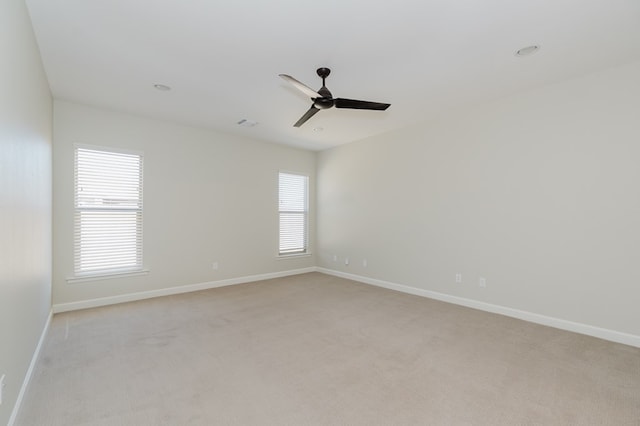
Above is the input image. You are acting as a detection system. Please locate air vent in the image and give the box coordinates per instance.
[515,45,540,57]
[237,119,258,127]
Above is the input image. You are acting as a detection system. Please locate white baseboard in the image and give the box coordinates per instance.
[52,267,316,313]
[50,266,640,348]
[317,267,640,348]
[8,310,53,426]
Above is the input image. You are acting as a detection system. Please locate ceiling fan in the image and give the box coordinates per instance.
[279,67,391,127]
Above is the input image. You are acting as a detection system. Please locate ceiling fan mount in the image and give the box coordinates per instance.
[316,67,331,79]
[279,67,390,127]
[313,68,333,109]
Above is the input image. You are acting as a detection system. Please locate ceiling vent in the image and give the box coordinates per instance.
[237,119,258,127]
[515,45,540,57]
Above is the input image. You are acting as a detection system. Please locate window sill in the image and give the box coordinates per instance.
[276,253,312,260]
[67,269,150,284]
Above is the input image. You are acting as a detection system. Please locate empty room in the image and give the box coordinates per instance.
[2,0,640,424]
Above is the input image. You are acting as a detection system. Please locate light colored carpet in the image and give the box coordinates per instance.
[17,272,640,425]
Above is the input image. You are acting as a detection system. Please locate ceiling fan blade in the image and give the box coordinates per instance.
[294,106,320,127]
[334,98,390,111]
[279,74,321,99]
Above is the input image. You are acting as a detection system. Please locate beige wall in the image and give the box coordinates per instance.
[317,61,640,338]
[0,0,53,424]
[52,101,316,306]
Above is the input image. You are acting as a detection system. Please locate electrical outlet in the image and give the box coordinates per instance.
[212,262,219,270]
[455,273,462,283]
[332,255,338,262]
[479,277,486,288]
[0,374,5,405]
[363,258,368,268]
[345,257,349,266]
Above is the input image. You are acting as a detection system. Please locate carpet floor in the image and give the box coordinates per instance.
[17,272,640,425]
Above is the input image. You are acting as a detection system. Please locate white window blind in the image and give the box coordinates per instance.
[74,146,143,277]
[279,172,308,255]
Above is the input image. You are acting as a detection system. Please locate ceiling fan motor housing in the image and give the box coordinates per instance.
[314,92,334,109]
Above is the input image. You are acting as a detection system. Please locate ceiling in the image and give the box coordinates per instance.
[25,0,640,151]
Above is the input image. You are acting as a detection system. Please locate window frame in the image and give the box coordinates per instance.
[70,144,146,281]
[278,171,310,257]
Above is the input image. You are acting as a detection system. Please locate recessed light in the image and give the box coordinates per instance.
[515,45,540,57]
[153,84,171,91]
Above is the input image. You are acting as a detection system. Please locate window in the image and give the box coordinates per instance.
[279,172,308,255]
[74,146,143,277]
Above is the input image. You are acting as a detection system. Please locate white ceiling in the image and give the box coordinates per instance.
[25,0,640,151]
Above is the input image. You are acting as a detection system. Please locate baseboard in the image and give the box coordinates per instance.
[8,310,53,426]
[52,267,316,313]
[317,267,640,348]
[51,266,640,347]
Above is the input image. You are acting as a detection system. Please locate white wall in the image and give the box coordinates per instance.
[53,101,316,307]
[0,0,53,424]
[317,61,640,340]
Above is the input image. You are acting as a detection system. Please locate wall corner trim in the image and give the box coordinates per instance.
[316,267,640,349]
[8,310,53,426]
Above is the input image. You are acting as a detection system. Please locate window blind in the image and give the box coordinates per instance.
[279,172,308,255]
[74,147,143,276]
